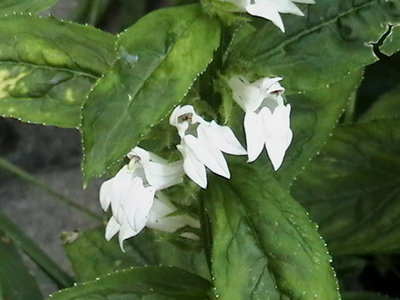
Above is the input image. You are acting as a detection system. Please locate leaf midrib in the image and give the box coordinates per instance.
[0,60,98,80]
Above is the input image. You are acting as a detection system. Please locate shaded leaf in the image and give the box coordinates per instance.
[63,227,209,282]
[0,229,42,300]
[48,267,211,300]
[0,0,58,15]
[359,83,400,122]
[0,15,116,128]
[227,0,400,92]
[291,119,400,254]
[82,4,220,181]
[202,160,339,299]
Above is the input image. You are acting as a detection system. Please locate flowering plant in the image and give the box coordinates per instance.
[0,0,399,299]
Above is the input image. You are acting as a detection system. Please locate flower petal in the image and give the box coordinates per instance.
[144,160,184,190]
[185,133,230,179]
[265,0,304,16]
[105,216,120,241]
[123,177,155,232]
[178,144,208,189]
[147,196,199,233]
[228,76,265,112]
[244,111,265,162]
[118,223,139,252]
[246,2,285,32]
[198,121,247,155]
[262,105,293,170]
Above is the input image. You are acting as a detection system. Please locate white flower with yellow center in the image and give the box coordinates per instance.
[229,76,293,170]
[99,147,198,250]
[222,0,315,32]
[169,105,246,189]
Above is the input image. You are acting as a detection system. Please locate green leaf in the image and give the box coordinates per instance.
[227,0,400,92]
[276,71,363,189]
[48,267,211,300]
[82,4,221,181]
[0,212,74,288]
[0,15,116,128]
[360,83,400,122]
[0,229,42,300]
[342,291,398,300]
[0,0,58,15]
[202,160,339,300]
[291,119,400,254]
[63,227,209,282]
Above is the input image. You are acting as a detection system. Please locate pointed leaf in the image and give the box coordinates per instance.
[228,0,400,92]
[276,71,363,189]
[0,229,42,300]
[48,267,211,300]
[82,4,220,181]
[0,15,116,128]
[291,119,400,254]
[202,160,339,299]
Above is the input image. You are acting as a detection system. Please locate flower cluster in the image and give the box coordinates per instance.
[99,0,306,248]
[99,76,293,249]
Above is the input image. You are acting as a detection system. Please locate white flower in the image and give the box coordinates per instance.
[100,147,198,250]
[169,105,246,189]
[228,76,293,170]
[222,0,315,32]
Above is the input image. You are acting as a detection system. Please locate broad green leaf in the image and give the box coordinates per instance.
[360,83,400,122]
[227,0,400,92]
[342,291,398,300]
[63,227,209,282]
[48,267,211,300]
[0,0,58,15]
[291,119,400,254]
[82,4,221,181]
[0,15,116,128]
[0,211,74,288]
[0,229,42,300]
[202,160,339,300]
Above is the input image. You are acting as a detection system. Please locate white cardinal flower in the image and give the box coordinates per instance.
[222,0,315,32]
[100,147,197,250]
[228,76,293,170]
[169,105,246,189]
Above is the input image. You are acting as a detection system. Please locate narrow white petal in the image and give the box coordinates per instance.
[265,0,304,16]
[147,197,200,234]
[244,111,265,162]
[178,144,208,189]
[99,179,113,211]
[246,2,285,32]
[198,121,247,155]
[105,216,120,241]
[123,177,155,232]
[228,76,265,112]
[185,134,230,179]
[144,161,184,190]
[118,223,139,252]
[262,105,292,170]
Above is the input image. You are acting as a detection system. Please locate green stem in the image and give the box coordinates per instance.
[0,212,75,288]
[0,156,101,221]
